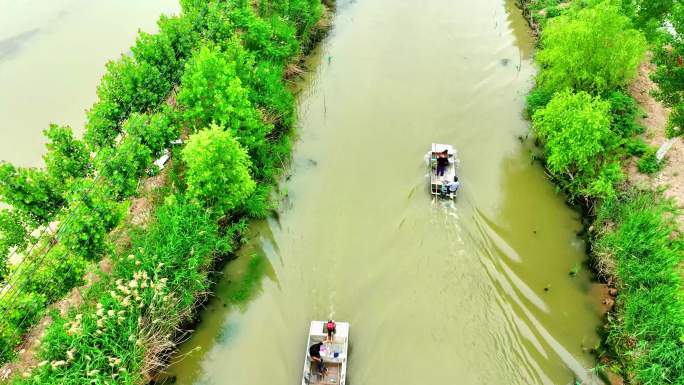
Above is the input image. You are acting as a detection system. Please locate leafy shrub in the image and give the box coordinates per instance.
[59,180,123,261]
[84,99,123,150]
[158,14,200,65]
[85,55,172,151]
[97,135,153,199]
[532,89,619,199]
[652,4,684,133]
[0,163,65,224]
[625,137,648,156]
[0,292,47,363]
[0,210,30,281]
[43,124,92,184]
[607,90,643,137]
[637,148,662,174]
[123,110,179,158]
[526,87,554,116]
[253,60,295,128]
[536,1,646,95]
[666,103,684,138]
[243,184,274,219]
[182,125,256,215]
[21,244,88,303]
[131,30,180,85]
[622,0,676,39]
[178,45,269,153]
[217,37,294,130]
[228,7,300,63]
[546,5,562,18]
[258,0,324,46]
[97,56,171,119]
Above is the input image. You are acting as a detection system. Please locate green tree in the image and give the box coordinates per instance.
[123,110,178,158]
[536,1,646,95]
[652,3,684,135]
[619,0,674,38]
[182,124,256,214]
[532,90,621,199]
[85,55,172,150]
[0,210,29,281]
[177,45,269,153]
[257,0,324,45]
[157,14,200,66]
[131,30,179,84]
[0,163,65,224]
[97,135,153,199]
[59,181,122,261]
[84,99,123,150]
[43,124,92,183]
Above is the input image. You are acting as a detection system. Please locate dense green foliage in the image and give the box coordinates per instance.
[527,0,684,383]
[0,244,88,363]
[0,164,65,225]
[606,90,643,137]
[13,199,226,385]
[182,125,256,215]
[533,90,623,199]
[594,192,684,384]
[536,1,646,95]
[43,125,92,183]
[59,181,123,261]
[85,56,172,150]
[636,147,663,174]
[642,2,684,136]
[177,45,268,147]
[619,0,675,38]
[123,111,178,158]
[0,0,327,377]
[97,136,153,199]
[0,210,29,281]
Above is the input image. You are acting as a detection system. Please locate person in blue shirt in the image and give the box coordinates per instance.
[447,176,460,193]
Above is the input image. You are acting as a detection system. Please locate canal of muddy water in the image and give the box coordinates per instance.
[162,0,605,384]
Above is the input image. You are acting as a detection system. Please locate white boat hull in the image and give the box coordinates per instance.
[301,321,349,385]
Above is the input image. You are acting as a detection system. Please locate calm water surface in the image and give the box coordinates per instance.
[0,0,179,167]
[163,1,605,385]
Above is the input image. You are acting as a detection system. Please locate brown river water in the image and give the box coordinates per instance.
[161,1,605,384]
[0,0,179,167]
[1,0,606,384]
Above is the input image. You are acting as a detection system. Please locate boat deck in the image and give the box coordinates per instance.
[309,363,342,385]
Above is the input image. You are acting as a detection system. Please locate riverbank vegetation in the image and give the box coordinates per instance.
[0,0,327,382]
[523,0,684,383]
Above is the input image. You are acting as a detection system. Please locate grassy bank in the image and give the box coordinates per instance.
[520,0,684,383]
[0,0,329,382]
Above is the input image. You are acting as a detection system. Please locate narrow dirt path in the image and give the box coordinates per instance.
[628,55,684,224]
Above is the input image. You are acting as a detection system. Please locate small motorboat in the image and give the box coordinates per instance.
[301,321,349,385]
[426,143,459,199]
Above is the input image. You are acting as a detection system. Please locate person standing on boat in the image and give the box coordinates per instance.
[436,150,449,176]
[309,342,326,374]
[326,320,336,342]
